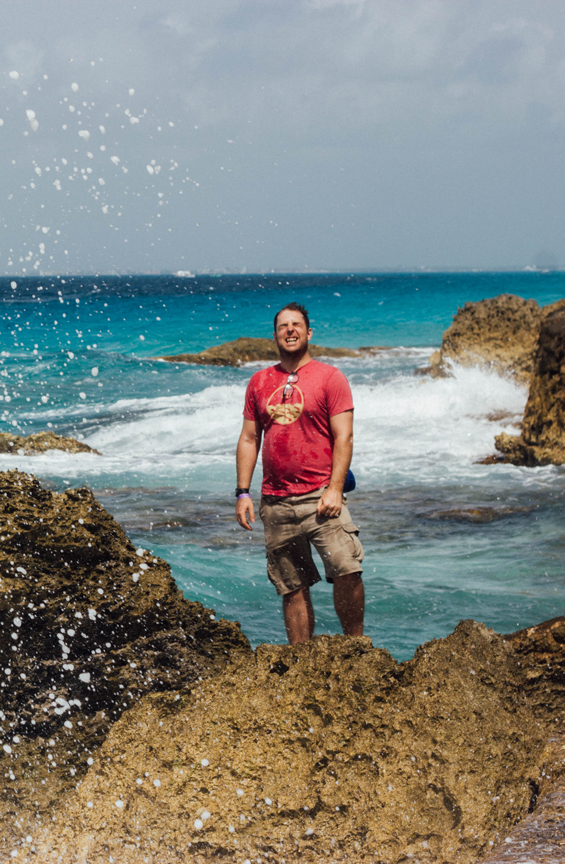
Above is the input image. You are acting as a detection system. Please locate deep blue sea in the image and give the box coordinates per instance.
[1,271,564,660]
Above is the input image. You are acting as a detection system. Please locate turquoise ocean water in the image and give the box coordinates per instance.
[1,271,564,660]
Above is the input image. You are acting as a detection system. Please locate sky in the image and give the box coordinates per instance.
[0,0,564,274]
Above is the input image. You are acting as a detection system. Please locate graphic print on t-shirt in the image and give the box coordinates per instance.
[266,384,304,425]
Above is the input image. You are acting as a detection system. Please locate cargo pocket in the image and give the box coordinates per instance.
[342,522,364,564]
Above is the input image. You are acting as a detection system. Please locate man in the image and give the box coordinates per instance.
[235,301,364,645]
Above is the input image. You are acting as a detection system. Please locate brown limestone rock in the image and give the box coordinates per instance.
[503,617,565,721]
[159,336,360,365]
[0,431,100,455]
[479,618,565,864]
[478,779,565,864]
[0,470,251,851]
[430,294,542,382]
[494,307,565,465]
[34,621,548,864]
[427,505,532,523]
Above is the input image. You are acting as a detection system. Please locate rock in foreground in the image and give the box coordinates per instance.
[0,470,251,850]
[0,431,100,455]
[159,336,363,366]
[494,305,565,465]
[428,294,542,382]
[35,621,552,864]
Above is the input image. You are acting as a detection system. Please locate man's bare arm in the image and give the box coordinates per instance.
[317,410,353,518]
[236,418,262,530]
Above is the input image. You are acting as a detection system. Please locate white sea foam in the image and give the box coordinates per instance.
[0,362,536,491]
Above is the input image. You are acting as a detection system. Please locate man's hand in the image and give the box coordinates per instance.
[236,496,255,531]
[317,486,343,518]
[317,410,353,519]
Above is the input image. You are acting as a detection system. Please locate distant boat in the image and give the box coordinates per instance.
[175,270,195,278]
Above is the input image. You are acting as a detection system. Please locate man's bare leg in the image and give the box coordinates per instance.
[283,586,315,644]
[334,573,364,636]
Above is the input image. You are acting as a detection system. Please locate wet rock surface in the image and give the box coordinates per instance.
[479,777,565,864]
[429,294,542,382]
[0,470,251,855]
[159,336,364,365]
[0,432,100,455]
[477,619,565,862]
[426,506,533,523]
[32,621,556,864]
[1,471,564,863]
[503,617,565,721]
[495,306,565,466]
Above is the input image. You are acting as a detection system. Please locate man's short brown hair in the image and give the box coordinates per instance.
[274,302,310,332]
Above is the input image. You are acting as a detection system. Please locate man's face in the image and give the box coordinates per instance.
[273,310,312,355]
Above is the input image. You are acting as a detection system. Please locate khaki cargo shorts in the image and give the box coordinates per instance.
[259,486,364,596]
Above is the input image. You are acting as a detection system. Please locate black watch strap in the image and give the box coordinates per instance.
[235,487,250,498]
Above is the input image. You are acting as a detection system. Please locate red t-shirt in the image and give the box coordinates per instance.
[243,359,354,496]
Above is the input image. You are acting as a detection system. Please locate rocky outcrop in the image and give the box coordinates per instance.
[429,294,542,382]
[494,306,565,465]
[478,618,565,863]
[31,621,561,864]
[0,470,251,852]
[427,505,532,523]
[0,432,100,455]
[1,471,565,863]
[503,616,565,720]
[159,336,364,366]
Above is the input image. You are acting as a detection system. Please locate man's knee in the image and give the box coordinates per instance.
[334,572,363,590]
[282,584,308,605]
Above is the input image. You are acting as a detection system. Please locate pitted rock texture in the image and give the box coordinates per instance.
[0,432,100,455]
[429,294,542,382]
[503,617,565,720]
[33,622,550,864]
[495,306,565,465]
[0,470,251,853]
[159,336,361,366]
[479,779,565,864]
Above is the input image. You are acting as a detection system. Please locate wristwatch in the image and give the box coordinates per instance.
[235,487,250,498]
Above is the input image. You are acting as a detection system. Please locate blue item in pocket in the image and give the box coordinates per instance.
[343,469,356,493]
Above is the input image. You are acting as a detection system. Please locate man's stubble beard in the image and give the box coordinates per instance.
[276,341,310,366]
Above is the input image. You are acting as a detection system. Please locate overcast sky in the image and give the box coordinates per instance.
[0,0,564,274]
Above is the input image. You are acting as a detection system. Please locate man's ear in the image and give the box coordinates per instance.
[307,328,313,342]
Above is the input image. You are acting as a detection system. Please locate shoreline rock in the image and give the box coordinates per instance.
[0,471,564,862]
[429,294,542,383]
[158,336,387,366]
[0,431,100,455]
[425,292,565,467]
[493,305,565,466]
[0,470,251,851]
[32,619,564,863]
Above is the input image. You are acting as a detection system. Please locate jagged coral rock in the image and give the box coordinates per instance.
[0,470,251,850]
[481,618,565,863]
[1,471,564,863]
[430,294,542,382]
[503,616,565,720]
[159,336,361,366]
[0,431,100,455]
[35,622,549,864]
[495,306,565,465]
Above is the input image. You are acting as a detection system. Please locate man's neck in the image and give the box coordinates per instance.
[278,348,312,373]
